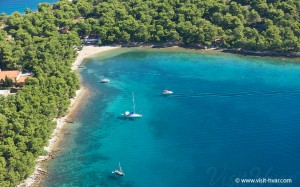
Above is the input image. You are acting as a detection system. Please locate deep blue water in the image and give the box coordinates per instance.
[0,0,58,15]
[43,49,300,187]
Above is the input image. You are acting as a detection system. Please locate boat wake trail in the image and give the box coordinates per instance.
[171,89,300,98]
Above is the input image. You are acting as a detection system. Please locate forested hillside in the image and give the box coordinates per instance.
[51,0,300,52]
[0,3,80,187]
[0,0,300,186]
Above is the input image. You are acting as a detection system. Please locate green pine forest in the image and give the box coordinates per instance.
[0,0,300,186]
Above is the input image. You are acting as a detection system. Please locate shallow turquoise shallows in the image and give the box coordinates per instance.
[0,0,58,15]
[43,48,300,187]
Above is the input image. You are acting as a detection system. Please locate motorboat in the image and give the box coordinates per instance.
[100,78,110,83]
[162,90,173,95]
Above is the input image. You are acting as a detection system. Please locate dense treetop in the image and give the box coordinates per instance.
[49,0,300,52]
[0,0,299,186]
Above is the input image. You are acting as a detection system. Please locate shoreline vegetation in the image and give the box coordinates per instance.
[117,42,300,58]
[0,0,300,186]
[16,46,119,187]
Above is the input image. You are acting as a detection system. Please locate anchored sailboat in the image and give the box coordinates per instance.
[122,92,142,118]
[112,162,125,176]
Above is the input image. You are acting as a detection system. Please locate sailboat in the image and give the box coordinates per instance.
[122,92,142,118]
[112,162,125,176]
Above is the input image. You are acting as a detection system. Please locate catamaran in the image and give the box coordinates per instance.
[112,162,125,176]
[122,92,142,118]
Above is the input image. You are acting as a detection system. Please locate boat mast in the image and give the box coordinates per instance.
[132,92,136,113]
[119,162,123,173]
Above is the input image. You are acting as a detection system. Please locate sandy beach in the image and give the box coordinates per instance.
[72,46,120,71]
[17,46,119,187]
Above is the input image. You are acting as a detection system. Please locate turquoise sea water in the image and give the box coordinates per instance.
[0,0,58,15]
[43,49,300,187]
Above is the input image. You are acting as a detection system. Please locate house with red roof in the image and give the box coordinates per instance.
[0,69,33,85]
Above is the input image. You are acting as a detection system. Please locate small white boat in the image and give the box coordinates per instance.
[123,111,143,118]
[100,78,110,83]
[112,162,125,176]
[162,90,173,95]
[122,92,142,118]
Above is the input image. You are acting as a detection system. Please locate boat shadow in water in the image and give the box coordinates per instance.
[106,175,137,187]
[107,175,121,181]
[117,115,139,120]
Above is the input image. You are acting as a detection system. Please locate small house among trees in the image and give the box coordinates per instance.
[0,69,33,86]
[82,35,100,45]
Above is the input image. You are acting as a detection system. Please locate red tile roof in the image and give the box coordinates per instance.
[0,70,21,82]
[17,75,29,84]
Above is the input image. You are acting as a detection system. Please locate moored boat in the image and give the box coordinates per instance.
[100,78,110,83]
[162,90,173,95]
[112,162,125,176]
[122,92,142,118]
